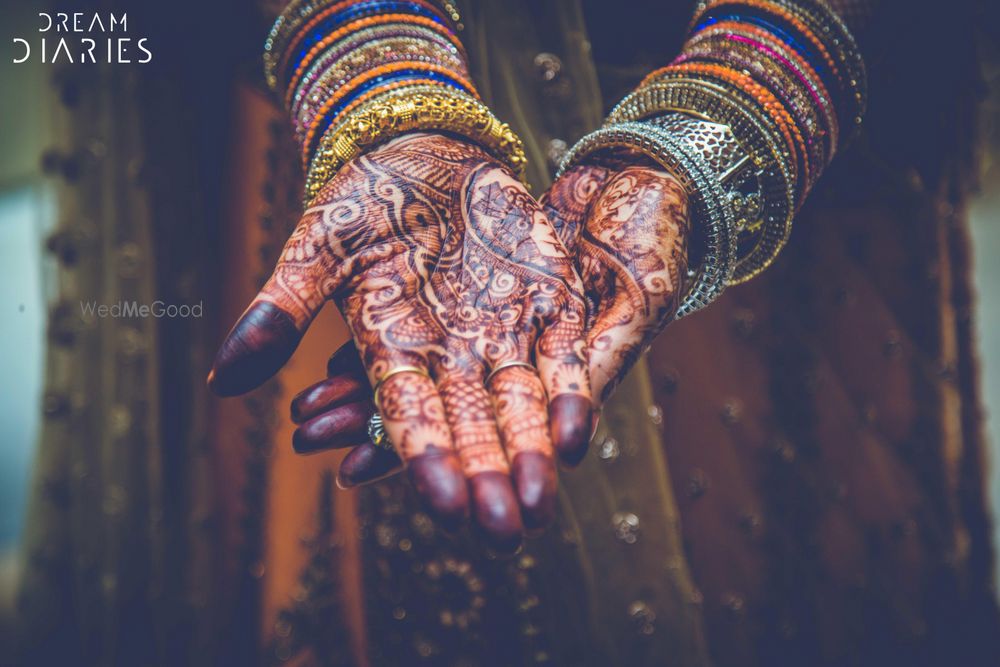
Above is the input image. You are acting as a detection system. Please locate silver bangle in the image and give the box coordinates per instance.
[557,120,736,318]
[606,79,794,284]
[646,112,764,235]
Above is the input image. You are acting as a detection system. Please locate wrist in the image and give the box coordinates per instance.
[559,120,737,319]
[303,87,526,203]
[263,1,528,204]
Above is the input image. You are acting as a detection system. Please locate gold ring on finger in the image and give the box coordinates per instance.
[372,365,430,410]
[485,360,536,386]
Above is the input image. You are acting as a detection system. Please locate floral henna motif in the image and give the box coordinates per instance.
[286,161,690,530]
[544,164,689,404]
[210,132,592,551]
[578,167,688,403]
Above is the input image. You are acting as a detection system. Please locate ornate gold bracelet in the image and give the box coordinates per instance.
[304,86,527,202]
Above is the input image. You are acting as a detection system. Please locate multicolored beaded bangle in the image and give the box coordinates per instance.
[693,0,866,134]
[767,0,866,134]
[673,39,827,197]
[692,1,842,87]
[304,86,527,203]
[280,0,450,84]
[674,45,817,155]
[291,38,468,140]
[690,21,838,162]
[287,23,463,112]
[280,13,462,100]
[264,0,462,91]
[265,0,330,90]
[300,62,480,164]
[646,62,808,203]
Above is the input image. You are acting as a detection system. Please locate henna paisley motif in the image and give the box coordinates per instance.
[554,165,689,403]
[288,161,690,517]
[210,132,593,552]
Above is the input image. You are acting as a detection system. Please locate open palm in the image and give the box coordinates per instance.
[209,132,592,552]
[289,160,690,518]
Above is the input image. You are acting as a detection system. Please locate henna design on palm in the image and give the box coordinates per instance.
[289,161,690,515]
[209,132,592,552]
[550,164,689,404]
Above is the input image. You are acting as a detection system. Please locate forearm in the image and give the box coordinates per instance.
[263,0,525,202]
[561,0,872,316]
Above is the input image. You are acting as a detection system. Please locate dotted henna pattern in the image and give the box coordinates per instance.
[543,164,689,404]
[211,132,593,550]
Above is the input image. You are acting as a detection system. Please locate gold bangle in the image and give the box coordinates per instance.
[304,87,527,203]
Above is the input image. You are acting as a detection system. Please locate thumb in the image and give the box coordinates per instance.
[208,212,345,396]
[207,300,308,398]
[582,166,690,405]
[541,164,610,251]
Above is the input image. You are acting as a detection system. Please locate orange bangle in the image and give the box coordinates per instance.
[647,62,808,194]
[281,13,466,98]
[692,20,838,154]
[280,0,455,83]
[300,61,479,162]
[285,25,465,111]
[279,0,355,80]
[690,0,842,94]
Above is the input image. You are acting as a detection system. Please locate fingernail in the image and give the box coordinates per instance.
[337,443,402,487]
[327,340,361,376]
[470,471,523,555]
[290,378,370,423]
[512,452,557,534]
[292,402,371,454]
[408,449,469,532]
[549,394,594,467]
[208,301,302,397]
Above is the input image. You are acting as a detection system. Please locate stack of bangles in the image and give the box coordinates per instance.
[264,0,527,204]
[559,0,866,318]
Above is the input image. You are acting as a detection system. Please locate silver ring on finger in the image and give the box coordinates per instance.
[367,412,393,450]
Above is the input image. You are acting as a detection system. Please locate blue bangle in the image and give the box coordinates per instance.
[287,2,447,79]
[695,12,836,101]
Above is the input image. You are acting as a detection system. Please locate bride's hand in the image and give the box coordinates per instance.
[287,158,689,504]
[208,132,592,552]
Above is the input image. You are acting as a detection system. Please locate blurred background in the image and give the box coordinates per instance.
[1,0,999,665]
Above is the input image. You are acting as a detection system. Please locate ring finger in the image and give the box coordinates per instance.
[486,358,557,533]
